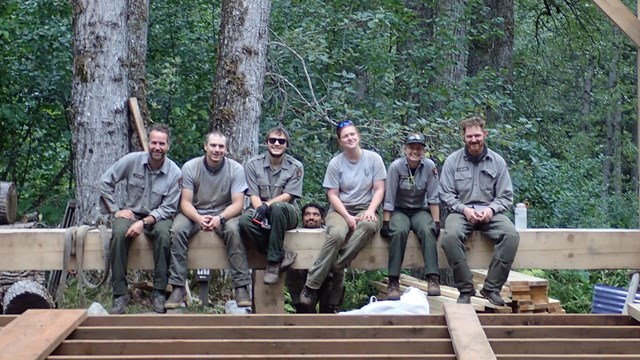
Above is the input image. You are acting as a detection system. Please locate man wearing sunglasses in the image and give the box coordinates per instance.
[240,126,304,285]
[381,133,441,300]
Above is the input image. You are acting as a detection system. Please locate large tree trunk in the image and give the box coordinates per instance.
[210,0,272,162]
[440,0,467,86]
[128,0,151,137]
[71,1,135,225]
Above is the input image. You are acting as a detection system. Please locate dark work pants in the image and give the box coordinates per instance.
[387,208,438,277]
[239,202,298,263]
[110,217,172,297]
[440,213,519,293]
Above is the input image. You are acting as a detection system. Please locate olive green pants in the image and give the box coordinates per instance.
[387,208,438,277]
[239,202,298,263]
[440,212,519,293]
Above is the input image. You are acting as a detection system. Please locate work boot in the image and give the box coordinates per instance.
[263,261,281,285]
[427,274,441,296]
[234,286,252,307]
[165,286,187,309]
[457,291,472,304]
[150,290,166,314]
[280,250,298,272]
[110,294,130,314]
[300,285,317,306]
[480,288,506,306]
[387,276,401,301]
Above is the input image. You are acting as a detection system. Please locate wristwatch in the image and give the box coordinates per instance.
[142,219,150,228]
[219,215,226,225]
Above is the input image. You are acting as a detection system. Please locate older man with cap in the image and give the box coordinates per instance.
[380,133,441,300]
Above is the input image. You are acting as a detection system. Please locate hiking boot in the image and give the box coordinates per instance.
[235,286,252,307]
[480,288,506,306]
[150,290,166,314]
[387,276,401,301]
[300,285,317,306]
[110,294,129,314]
[263,261,281,285]
[427,274,441,296]
[279,250,298,272]
[457,292,473,304]
[165,286,187,309]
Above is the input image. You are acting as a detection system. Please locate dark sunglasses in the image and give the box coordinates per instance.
[268,138,287,145]
[337,120,354,129]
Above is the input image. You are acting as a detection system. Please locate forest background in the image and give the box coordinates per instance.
[1,0,639,313]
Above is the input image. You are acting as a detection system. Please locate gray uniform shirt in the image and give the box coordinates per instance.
[181,156,247,216]
[439,147,513,215]
[383,157,439,212]
[323,149,387,208]
[244,152,304,202]
[99,151,181,221]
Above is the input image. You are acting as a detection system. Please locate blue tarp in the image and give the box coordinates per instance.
[592,283,640,314]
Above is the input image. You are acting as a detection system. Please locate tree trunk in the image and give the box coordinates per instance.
[0,182,17,225]
[71,0,131,225]
[210,0,272,162]
[128,0,151,152]
[604,28,622,198]
[440,0,467,86]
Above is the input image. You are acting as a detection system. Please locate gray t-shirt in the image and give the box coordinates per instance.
[323,149,387,208]
[99,151,182,221]
[439,147,513,215]
[383,157,439,211]
[181,156,247,216]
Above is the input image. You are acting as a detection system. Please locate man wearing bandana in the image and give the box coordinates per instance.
[240,127,304,285]
[439,116,519,306]
[165,131,251,309]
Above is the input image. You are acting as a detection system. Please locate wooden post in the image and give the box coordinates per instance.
[128,97,148,152]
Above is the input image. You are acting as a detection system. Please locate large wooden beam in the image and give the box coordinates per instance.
[593,0,640,47]
[0,228,639,271]
[444,303,495,360]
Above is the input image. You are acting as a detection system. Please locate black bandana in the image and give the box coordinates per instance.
[203,156,225,174]
[465,146,487,164]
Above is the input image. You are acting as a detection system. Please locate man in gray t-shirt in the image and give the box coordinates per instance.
[165,131,252,309]
[99,123,181,314]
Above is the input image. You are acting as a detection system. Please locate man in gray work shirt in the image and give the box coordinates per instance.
[99,123,182,314]
[439,116,519,306]
[165,131,251,309]
[239,126,303,285]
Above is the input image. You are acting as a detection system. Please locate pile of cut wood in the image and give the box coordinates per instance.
[371,270,565,315]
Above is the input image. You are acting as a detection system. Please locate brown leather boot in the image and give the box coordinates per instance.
[387,276,401,301]
[427,274,441,296]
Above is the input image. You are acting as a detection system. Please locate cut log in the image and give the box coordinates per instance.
[0,182,17,225]
[3,279,53,314]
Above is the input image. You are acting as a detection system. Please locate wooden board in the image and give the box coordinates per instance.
[444,303,496,360]
[127,97,148,152]
[593,0,640,48]
[1,228,640,271]
[0,309,86,360]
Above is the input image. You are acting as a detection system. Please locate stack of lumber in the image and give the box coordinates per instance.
[472,269,565,314]
[372,271,565,315]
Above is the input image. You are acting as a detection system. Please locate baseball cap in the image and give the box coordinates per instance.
[404,133,426,146]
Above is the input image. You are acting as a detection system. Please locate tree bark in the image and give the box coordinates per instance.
[440,0,467,86]
[71,0,132,225]
[128,0,151,151]
[0,182,17,225]
[3,280,53,314]
[210,0,272,162]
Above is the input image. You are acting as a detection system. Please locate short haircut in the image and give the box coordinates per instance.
[301,202,326,219]
[204,131,228,146]
[148,123,172,144]
[266,126,291,146]
[460,116,486,133]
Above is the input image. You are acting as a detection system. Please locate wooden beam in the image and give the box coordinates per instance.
[627,302,640,322]
[0,228,640,271]
[593,0,640,47]
[444,303,496,360]
[127,97,147,152]
[0,309,86,360]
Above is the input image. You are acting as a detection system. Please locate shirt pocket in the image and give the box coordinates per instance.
[399,176,413,191]
[258,184,272,201]
[453,170,473,192]
[150,184,170,208]
[127,177,145,203]
[480,168,497,194]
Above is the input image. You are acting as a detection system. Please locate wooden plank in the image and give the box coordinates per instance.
[81,314,448,327]
[127,97,148,152]
[593,0,640,47]
[478,314,639,326]
[1,228,640,271]
[483,325,640,338]
[490,338,640,354]
[627,302,640,322]
[52,339,455,356]
[69,325,451,340]
[252,270,285,314]
[0,309,86,360]
[497,356,640,359]
[49,355,455,359]
[444,303,496,360]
